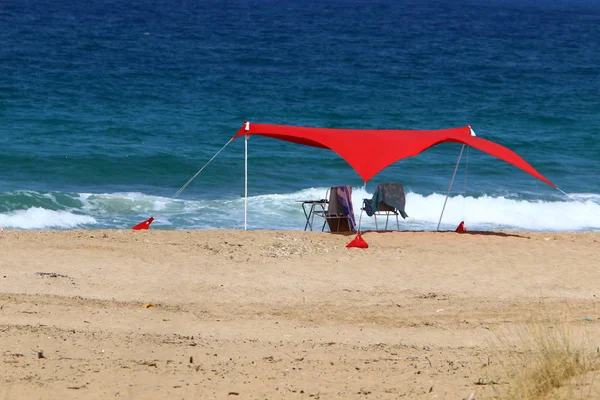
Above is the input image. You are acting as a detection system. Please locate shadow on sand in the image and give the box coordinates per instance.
[331,230,530,239]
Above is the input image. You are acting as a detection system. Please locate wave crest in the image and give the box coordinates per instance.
[0,207,97,229]
[0,189,598,231]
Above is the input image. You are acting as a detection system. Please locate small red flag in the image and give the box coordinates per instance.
[346,234,369,249]
[132,217,154,230]
[455,221,467,233]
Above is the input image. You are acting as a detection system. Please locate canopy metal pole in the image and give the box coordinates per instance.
[436,145,465,231]
[244,135,248,230]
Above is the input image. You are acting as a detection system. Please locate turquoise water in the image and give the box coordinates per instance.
[1,0,599,231]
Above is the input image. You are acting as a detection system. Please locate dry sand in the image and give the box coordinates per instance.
[1,229,599,399]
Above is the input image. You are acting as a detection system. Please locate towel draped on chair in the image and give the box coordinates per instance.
[336,186,356,231]
[364,183,408,219]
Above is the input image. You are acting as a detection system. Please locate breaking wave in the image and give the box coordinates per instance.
[0,207,97,230]
[0,189,598,231]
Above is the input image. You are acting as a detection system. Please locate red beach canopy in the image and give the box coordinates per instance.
[233,122,555,187]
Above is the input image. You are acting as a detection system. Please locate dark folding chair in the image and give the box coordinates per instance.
[360,183,408,231]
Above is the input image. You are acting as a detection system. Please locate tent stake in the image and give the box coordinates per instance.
[437,145,465,231]
[244,135,248,230]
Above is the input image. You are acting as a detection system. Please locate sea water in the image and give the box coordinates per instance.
[1,0,599,231]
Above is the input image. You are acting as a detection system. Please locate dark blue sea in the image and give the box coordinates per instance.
[1,0,599,231]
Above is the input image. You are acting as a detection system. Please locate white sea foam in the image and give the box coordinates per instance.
[403,192,600,231]
[213,187,600,231]
[78,192,173,213]
[0,207,97,229]
[7,188,595,231]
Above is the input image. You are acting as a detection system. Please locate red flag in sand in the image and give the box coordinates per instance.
[455,221,467,233]
[132,217,154,230]
[346,234,368,249]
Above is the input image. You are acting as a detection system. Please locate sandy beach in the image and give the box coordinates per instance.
[1,229,599,399]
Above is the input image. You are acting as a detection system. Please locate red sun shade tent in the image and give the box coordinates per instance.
[233,122,555,230]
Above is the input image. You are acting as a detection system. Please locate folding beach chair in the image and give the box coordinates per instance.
[361,183,408,231]
[317,186,356,233]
